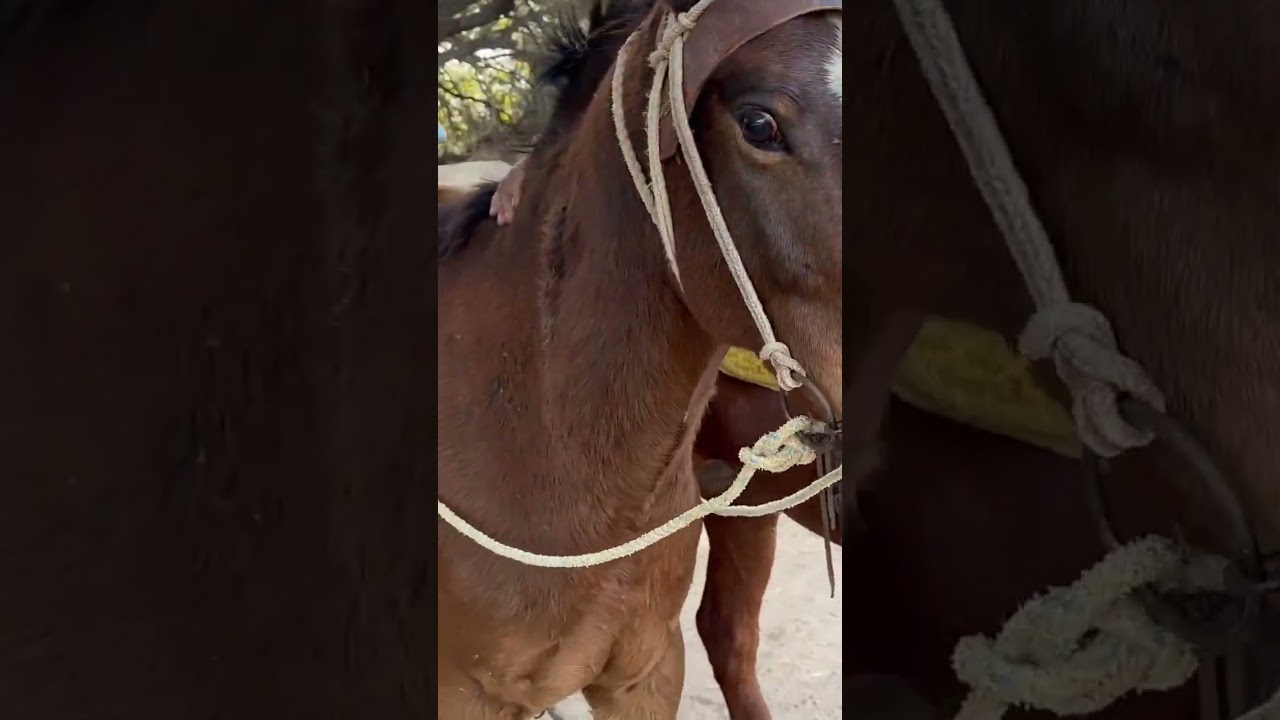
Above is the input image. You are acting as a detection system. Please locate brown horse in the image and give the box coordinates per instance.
[437,0,842,717]
[484,1,1280,718]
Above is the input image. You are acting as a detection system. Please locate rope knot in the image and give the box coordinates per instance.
[758,341,806,392]
[737,416,817,474]
[953,537,1211,719]
[649,11,697,67]
[1018,302,1166,457]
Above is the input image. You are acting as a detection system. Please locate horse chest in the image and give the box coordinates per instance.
[448,534,699,709]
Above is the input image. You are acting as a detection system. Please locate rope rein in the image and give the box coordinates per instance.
[436,0,840,569]
[438,418,839,568]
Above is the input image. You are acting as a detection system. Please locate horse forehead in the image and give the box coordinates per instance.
[730,14,842,98]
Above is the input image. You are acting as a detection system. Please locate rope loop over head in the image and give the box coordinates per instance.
[1020,303,1167,457]
[649,7,704,66]
[613,0,816,393]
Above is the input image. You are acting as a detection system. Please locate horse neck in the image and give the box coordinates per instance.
[444,71,720,525]
[530,98,719,497]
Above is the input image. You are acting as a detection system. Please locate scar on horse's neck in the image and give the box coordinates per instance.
[474,103,719,512]
[531,189,717,479]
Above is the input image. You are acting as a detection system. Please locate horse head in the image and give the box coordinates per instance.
[603,0,845,418]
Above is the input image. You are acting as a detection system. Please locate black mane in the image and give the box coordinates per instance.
[436,0,651,263]
[535,0,651,138]
[438,183,499,261]
[538,0,649,89]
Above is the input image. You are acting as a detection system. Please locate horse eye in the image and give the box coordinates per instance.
[737,108,784,150]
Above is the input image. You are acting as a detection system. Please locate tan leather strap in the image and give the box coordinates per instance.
[658,0,843,159]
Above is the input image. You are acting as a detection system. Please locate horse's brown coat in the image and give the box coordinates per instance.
[484,3,1280,718]
[437,1,842,717]
[5,0,1279,717]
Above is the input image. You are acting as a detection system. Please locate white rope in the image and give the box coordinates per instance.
[1237,689,1280,720]
[952,537,1229,720]
[892,0,1166,457]
[436,417,839,568]
[613,0,809,392]
[436,1,845,570]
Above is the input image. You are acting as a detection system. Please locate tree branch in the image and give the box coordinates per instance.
[438,0,518,43]
[437,30,517,64]
[438,81,512,123]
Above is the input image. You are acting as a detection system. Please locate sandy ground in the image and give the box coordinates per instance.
[552,517,842,719]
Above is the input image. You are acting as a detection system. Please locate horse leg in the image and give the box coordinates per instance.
[582,625,685,720]
[697,512,779,720]
[694,458,778,720]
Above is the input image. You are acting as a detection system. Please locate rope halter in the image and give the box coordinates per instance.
[612,0,812,391]
[437,0,846,572]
